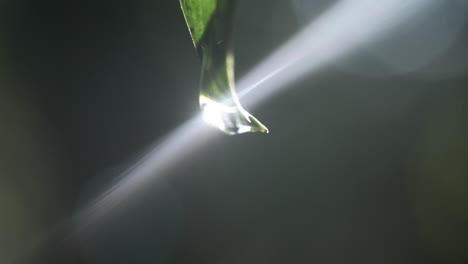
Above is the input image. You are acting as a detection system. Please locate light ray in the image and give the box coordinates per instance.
[75,0,437,232]
[239,0,436,107]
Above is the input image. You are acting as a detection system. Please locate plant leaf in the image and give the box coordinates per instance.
[180,0,268,135]
[180,0,217,48]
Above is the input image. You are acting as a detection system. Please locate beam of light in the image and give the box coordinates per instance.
[74,0,437,234]
[238,0,436,106]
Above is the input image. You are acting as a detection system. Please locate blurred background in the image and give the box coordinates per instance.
[0,0,467,263]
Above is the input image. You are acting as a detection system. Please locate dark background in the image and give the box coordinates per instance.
[1,0,467,263]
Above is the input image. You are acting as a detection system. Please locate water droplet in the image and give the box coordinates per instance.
[200,96,268,135]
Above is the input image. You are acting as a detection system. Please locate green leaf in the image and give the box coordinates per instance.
[180,0,217,48]
[180,0,268,135]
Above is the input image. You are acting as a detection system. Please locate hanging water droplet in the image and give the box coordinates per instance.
[198,48,268,135]
[180,0,269,135]
[200,96,268,135]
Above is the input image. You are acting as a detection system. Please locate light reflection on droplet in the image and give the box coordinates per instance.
[200,96,269,135]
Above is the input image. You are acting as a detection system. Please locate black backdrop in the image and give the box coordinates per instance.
[1,0,468,263]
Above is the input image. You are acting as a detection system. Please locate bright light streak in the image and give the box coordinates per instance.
[74,0,436,233]
[238,0,436,107]
[75,117,216,232]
